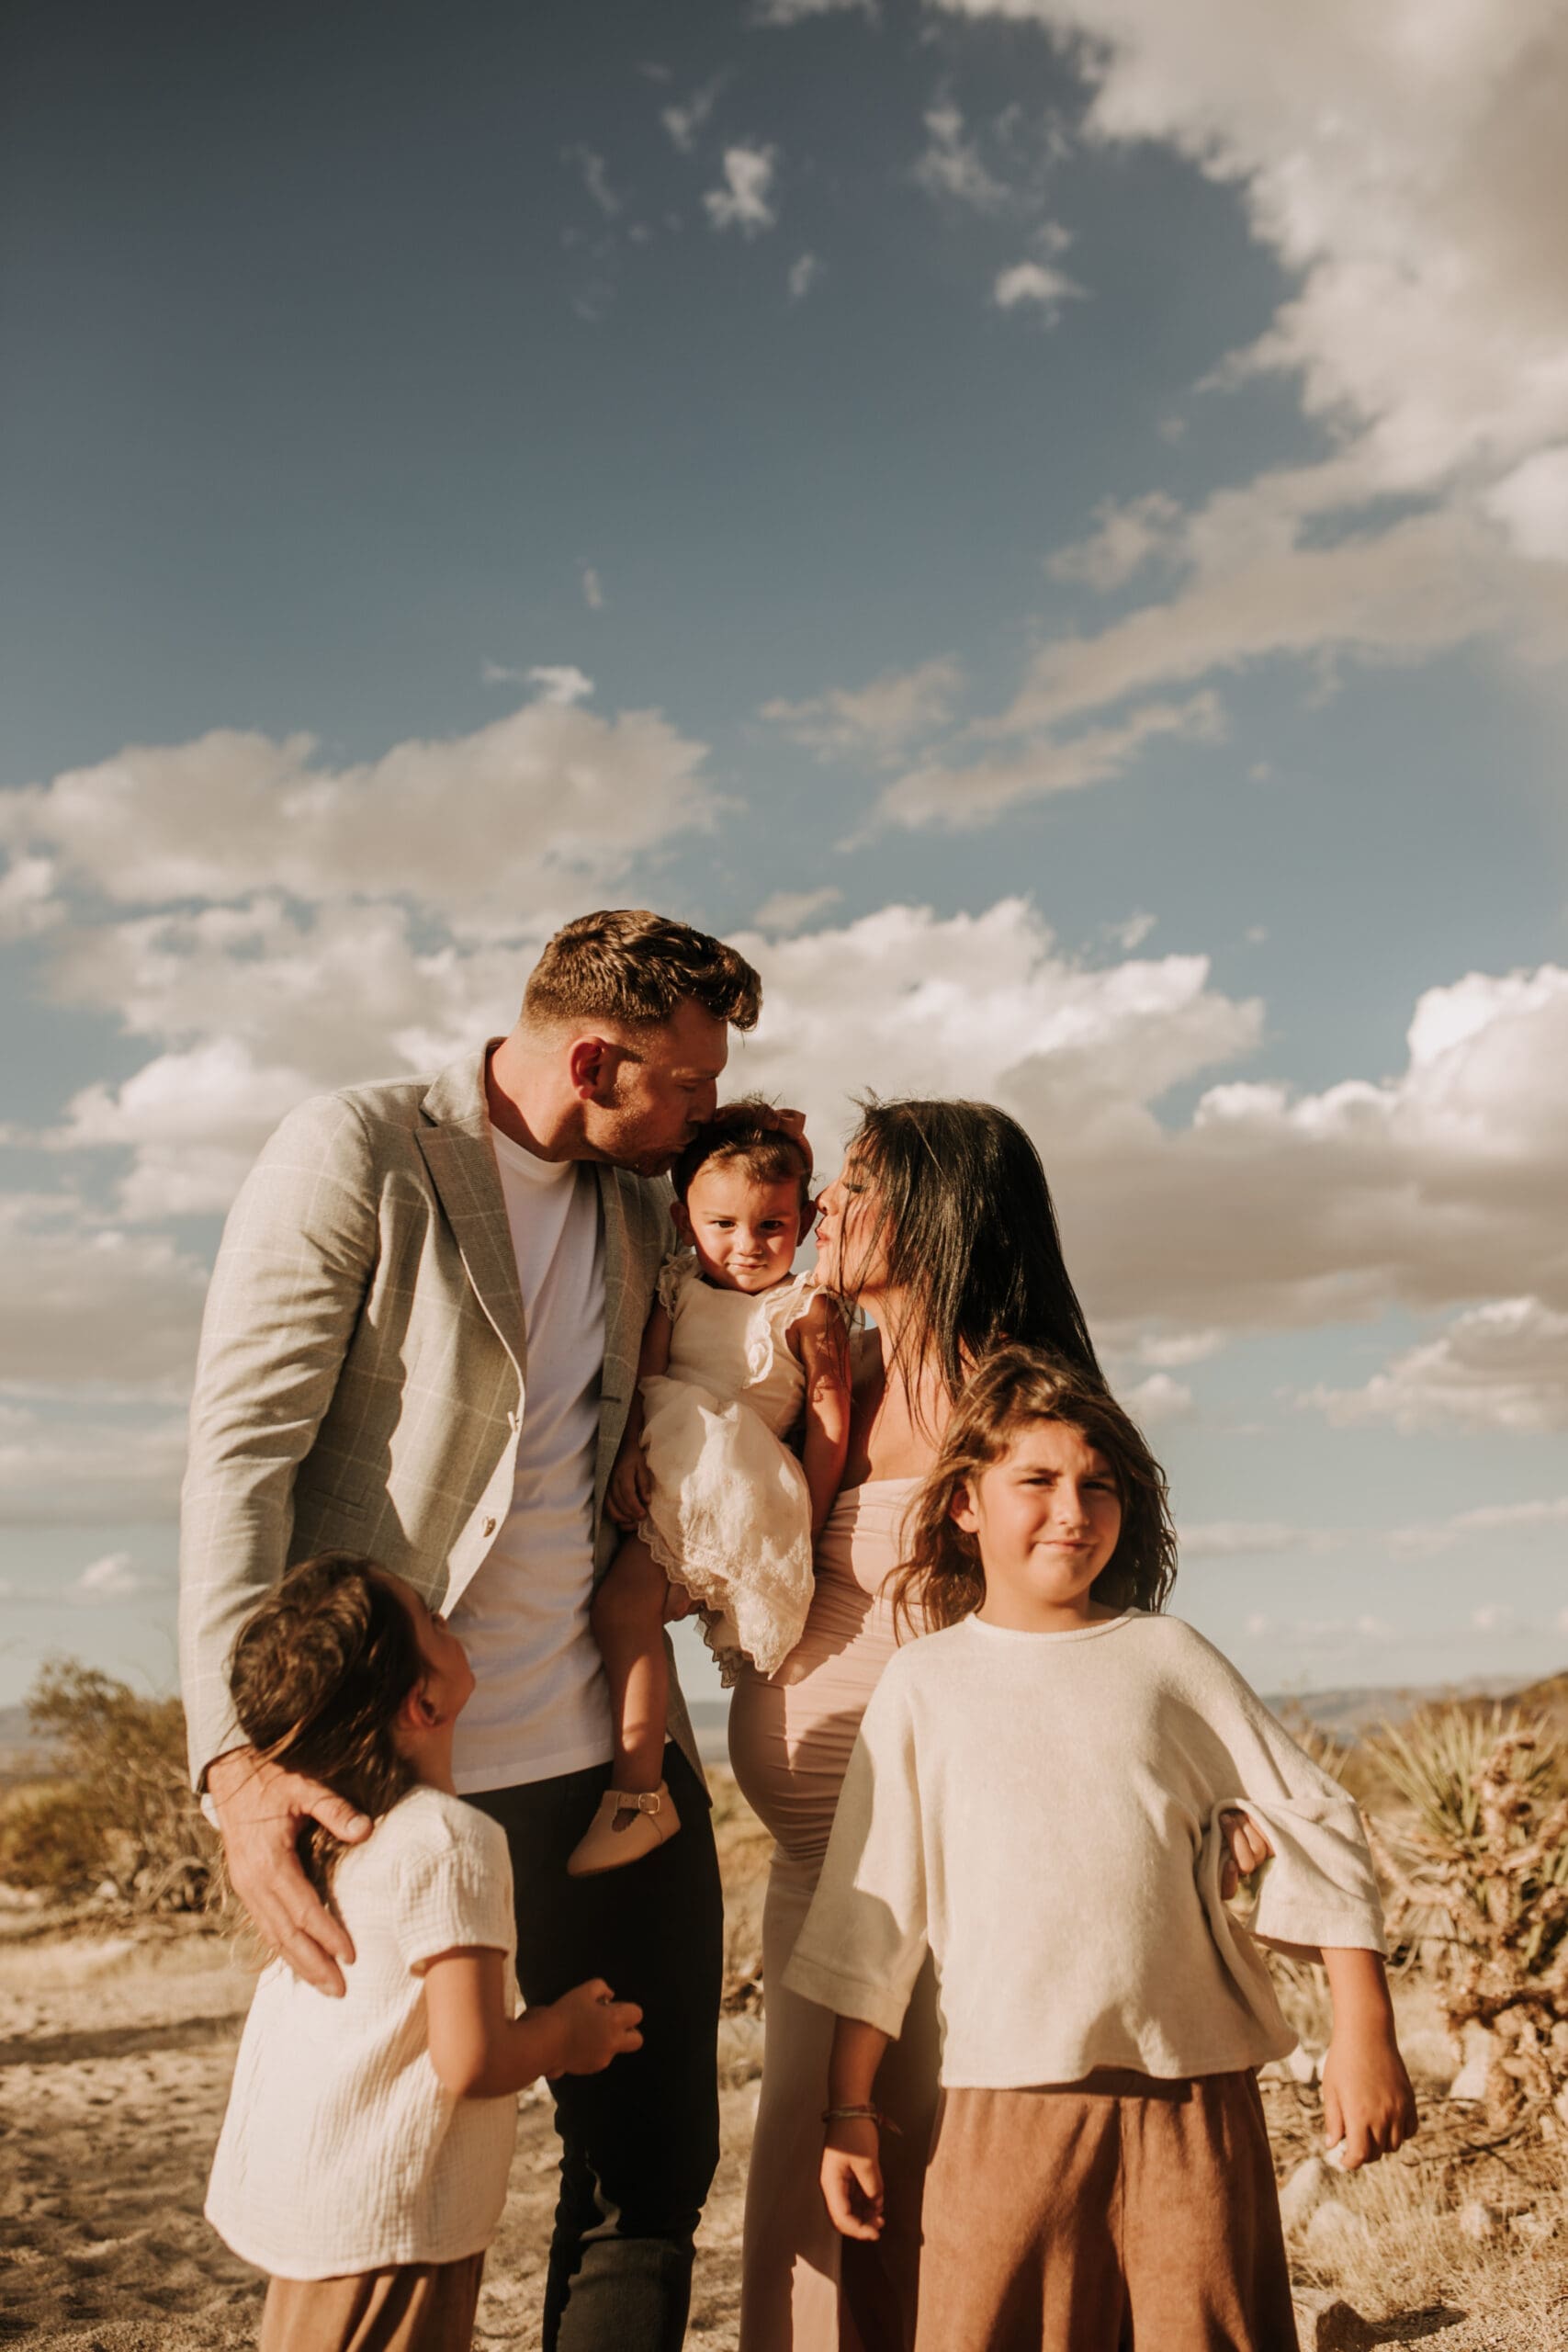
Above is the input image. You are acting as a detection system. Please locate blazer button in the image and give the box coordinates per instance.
[481,1515,497,1536]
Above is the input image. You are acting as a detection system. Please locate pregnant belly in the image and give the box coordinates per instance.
[727,1565,900,1873]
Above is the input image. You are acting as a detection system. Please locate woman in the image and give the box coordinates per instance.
[728,1099,1101,2352]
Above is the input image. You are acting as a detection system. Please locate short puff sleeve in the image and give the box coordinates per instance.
[394,1810,515,1977]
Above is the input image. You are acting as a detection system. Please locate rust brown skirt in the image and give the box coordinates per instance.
[915,2070,1297,2352]
[258,2252,486,2352]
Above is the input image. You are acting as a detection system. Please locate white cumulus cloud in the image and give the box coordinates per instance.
[704,145,779,237]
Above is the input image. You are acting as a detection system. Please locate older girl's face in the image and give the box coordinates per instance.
[814,1153,889,1295]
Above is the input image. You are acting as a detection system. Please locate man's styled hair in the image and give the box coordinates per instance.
[891,1342,1178,1636]
[522,910,762,1034]
[672,1102,812,1211]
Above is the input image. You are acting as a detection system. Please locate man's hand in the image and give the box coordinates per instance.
[209,1746,371,1996]
[820,2116,884,2241]
[606,1447,652,1531]
[1218,1806,1273,1902]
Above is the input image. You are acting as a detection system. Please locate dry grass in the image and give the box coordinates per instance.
[3,1747,1566,2347]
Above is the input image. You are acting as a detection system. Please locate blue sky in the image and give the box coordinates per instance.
[3,0,1565,1712]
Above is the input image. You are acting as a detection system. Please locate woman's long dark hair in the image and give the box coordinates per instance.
[843,1098,1100,1413]
[227,1552,424,1898]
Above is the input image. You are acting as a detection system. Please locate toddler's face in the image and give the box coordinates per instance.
[952,1419,1123,1633]
[675,1162,806,1293]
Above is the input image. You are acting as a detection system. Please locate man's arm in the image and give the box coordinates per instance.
[178,1091,381,1991]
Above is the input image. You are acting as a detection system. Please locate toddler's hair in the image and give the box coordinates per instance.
[227,1552,424,1897]
[672,1101,813,1211]
[892,1343,1178,1635]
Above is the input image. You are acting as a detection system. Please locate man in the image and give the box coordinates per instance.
[180,909,769,2351]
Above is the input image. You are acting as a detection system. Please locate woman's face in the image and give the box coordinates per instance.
[814,1151,889,1295]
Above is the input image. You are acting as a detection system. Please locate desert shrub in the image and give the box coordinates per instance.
[1366,1705,1568,2128]
[0,1780,107,1896]
[0,1660,218,1913]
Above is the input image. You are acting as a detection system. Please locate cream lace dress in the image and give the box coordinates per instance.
[638,1254,820,1683]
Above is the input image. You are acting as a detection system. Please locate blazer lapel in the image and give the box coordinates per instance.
[596,1163,639,1399]
[417,1046,527,1375]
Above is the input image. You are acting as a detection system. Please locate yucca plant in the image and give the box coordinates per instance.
[1366,1705,1568,2129]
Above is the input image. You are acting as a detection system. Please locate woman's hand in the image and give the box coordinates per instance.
[820,2116,884,2240]
[1218,1806,1272,1902]
[607,1447,652,1531]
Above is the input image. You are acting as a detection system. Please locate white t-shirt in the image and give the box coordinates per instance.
[206,1786,517,2278]
[785,1611,1386,2088]
[449,1128,612,1792]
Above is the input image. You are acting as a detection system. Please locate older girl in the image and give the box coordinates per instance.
[792,1347,1416,2352]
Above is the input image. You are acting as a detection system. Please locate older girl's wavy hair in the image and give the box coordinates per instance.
[227,1552,424,1898]
[891,1344,1179,1636]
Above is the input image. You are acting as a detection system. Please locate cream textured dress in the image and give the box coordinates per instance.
[639,1254,819,1683]
[728,1478,936,2352]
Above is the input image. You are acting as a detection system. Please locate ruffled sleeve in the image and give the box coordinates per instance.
[656,1252,698,1318]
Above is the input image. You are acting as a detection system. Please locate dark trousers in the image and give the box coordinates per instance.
[470,1741,722,2352]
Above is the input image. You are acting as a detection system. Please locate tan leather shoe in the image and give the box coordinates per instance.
[566,1783,682,1877]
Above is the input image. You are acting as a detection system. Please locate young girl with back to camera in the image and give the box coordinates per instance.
[205,1552,642,2352]
[570,1106,849,1875]
[786,1344,1418,2352]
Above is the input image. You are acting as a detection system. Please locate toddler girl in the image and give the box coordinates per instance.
[787,1344,1417,2352]
[206,1550,641,2352]
[570,1108,849,1875]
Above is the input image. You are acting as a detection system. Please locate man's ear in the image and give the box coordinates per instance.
[567,1034,615,1104]
[671,1198,694,1247]
[949,1482,979,1536]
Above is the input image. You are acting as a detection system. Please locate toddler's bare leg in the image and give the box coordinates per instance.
[591,1532,675,1794]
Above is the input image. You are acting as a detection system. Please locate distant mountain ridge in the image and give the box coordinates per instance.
[6,1676,1563,1784]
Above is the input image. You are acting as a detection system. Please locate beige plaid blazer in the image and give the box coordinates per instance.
[177,1045,692,1786]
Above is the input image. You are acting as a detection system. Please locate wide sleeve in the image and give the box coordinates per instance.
[177,1091,379,1787]
[1188,1639,1386,1958]
[782,1671,929,2038]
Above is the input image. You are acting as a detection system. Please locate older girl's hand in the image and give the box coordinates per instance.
[820,2116,884,2240]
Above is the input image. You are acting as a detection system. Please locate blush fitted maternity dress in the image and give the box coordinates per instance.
[728,1477,939,2352]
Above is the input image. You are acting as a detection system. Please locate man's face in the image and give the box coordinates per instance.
[582,998,729,1175]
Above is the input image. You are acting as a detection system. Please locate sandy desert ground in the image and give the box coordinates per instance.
[1,1774,1564,2352]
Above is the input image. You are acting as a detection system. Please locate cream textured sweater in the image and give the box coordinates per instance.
[207,1785,517,2278]
[784,1611,1384,2088]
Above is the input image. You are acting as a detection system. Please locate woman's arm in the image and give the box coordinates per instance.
[606,1302,673,1530]
[424,1949,642,2099]
[791,1293,852,1535]
[1320,1947,1418,2168]
[819,2016,891,2241]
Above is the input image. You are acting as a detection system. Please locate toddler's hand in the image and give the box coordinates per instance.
[1322,2027,1417,2168]
[820,2118,884,2240]
[607,1451,652,1530]
[545,1978,644,2075]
